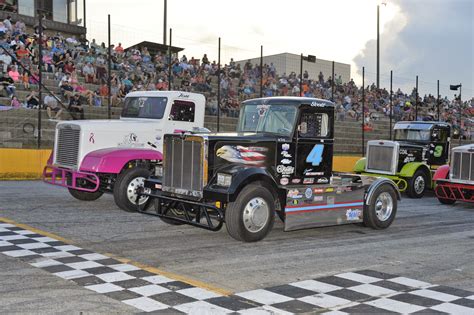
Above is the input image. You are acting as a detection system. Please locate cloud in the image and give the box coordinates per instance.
[354,0,473,98]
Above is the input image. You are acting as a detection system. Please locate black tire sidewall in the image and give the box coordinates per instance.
[364,184,397,229]
[113,167,151,212]
[68,188,103,201]
[407,170,428,198]
[226,183,275,242]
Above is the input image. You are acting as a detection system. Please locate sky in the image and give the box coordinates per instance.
[86,0,473,99]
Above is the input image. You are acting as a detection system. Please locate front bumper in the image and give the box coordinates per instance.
[435,179,474,203]
[358,172,408,192]
[43,164,100,192]
[138,177,225,231]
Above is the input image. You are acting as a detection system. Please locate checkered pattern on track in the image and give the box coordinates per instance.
[1,222,473,314]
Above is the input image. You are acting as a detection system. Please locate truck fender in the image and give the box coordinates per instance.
[204,167,280,203]
[433,165,450,181]
[353,157,366,173]
[365,177,401,206]
[399,162,431,179]
[79,148,163,174]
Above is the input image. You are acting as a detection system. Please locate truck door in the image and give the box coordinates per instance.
[429,126,450,165]
[295,106,334,184]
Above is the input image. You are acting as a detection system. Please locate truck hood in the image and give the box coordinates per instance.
[57,119,159,132]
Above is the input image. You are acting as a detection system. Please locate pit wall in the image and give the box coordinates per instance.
[0,148,361,180]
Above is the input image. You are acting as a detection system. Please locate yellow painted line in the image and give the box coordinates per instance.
[0,216,232,296]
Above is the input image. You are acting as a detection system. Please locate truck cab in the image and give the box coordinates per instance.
[140,97,401,242]
[354,121,451,198]
[43,91,206,212]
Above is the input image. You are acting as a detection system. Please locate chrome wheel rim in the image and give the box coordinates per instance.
[127,177,148,205]
[414,175,425,195]
[243,197,269,233]
[375,192,393,221]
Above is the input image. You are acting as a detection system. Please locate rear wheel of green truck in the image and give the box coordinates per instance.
[225,183,275,242]
[68,188,103,201]
[113,166,151,212]
[406,169,428,198]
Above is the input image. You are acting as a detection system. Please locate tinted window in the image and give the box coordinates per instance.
[169,100,195,122]
[121,97,168,119]
[299,113,329,138]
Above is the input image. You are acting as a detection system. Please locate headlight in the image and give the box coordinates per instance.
[217,173,232,187]
[155,165,163,177]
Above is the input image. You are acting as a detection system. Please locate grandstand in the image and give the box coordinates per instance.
[0,12,472,152]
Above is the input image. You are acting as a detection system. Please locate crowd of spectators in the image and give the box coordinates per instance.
[0,15,471,138]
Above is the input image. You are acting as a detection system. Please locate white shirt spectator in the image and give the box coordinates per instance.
[44,95,59,109]
[3,18,12,31]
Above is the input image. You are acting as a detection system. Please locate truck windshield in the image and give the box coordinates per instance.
[121,97,168,119]
[237,104,297,136]
[394,129,431,142]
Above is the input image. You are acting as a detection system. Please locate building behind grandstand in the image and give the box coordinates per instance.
[0,0,85,37]
[235,53,351,84]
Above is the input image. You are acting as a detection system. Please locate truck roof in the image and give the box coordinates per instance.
[394,121,451,129]
[125,91,206,103]
[242,96,334,108]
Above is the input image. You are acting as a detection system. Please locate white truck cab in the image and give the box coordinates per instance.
[44,91,207,211]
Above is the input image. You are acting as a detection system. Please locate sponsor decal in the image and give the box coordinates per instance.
[403,156,416,163]
[291,179,301,184]
[317,177,329,184]
[313,196,324,202]
[325,187,334,193]
[89,132,95,144]
[119,133,144,147]
[216,145,267,166]
[327,196,335,204]
[287,189,302,199]
[281,151,292,158]
[282,143,290,151]
[310,101,327,107]
[281,158,292,165]
[336,188,343,194]
[277,165,295,175]
[303,178,314,184]
[280,178,289,185]
[292,199,299,205]
[304,188,313,199]
[346,209,362,221]
[313,188,324,194]
[178,93,190,98]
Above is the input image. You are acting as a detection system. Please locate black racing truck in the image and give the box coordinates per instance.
[354,121,451,198]
[137,97,401,242]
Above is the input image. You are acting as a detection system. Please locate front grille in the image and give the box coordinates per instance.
[163,135,205,197]
[366,141,398,175]
[451,150,474,181]
[55,125,80,169]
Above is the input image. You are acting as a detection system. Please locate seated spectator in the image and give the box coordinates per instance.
[8,65,20,81]
[0,72,15,97]
[10,95,21,108]
[60,80,74,100]
[25,90,39,109]
[83,62,95,83]
[68,94,84,120]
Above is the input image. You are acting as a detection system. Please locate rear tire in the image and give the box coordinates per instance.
[68,188,103,201]
[225,183,275,242]
[364,184,397,229]
[113,166,151,212]
[406,169,428,198]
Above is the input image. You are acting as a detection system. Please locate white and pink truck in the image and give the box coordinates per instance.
[43,91,206,211]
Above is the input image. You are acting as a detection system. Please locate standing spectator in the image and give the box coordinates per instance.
[21,70,29,90]
[68,94,84,120]
[45,93,63,120]
[114,42,124,55]
[3,16,12,32]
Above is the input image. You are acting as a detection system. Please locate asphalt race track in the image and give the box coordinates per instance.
[0,181,473,313]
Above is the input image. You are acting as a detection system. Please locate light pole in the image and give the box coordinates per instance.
[450,84,462,145]
[376,2,386,89]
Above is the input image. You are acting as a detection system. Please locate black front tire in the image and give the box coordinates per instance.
[68,188,103,201]
[113,166,151,212]
[225,183,275,242]
[406,169,428,198]
[364,184,398,229]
